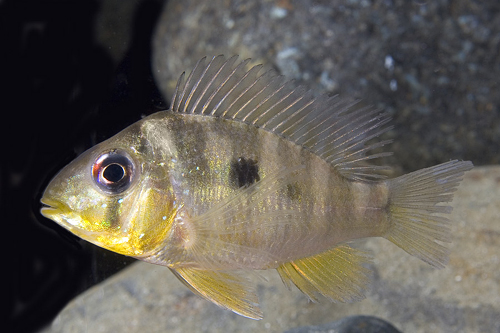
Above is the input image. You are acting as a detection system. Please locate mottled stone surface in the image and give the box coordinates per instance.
[153,0,500,173]
[41,167,500,333]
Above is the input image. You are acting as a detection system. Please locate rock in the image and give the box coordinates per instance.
[284,315,401,333]
[42,166,500,332]
[152,0,500,173]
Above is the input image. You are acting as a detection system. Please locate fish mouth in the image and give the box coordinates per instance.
[40,197,63,219]
[40,196,82,230]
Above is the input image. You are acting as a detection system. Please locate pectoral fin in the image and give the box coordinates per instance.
[276,245,372,303]
[170,267,262,320]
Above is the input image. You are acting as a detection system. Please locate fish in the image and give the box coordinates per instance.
[40,55,473,319]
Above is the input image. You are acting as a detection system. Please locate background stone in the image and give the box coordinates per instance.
[284,316,402,333]
[153,0,500,174]
[41,166,500,333]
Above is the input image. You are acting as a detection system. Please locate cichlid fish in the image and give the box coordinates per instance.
[41,55,473,319]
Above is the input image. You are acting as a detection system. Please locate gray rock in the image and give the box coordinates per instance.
[153,0,500,173]
[284,315,401,333]
[42,166,500,333]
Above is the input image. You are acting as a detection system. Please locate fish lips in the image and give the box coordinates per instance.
[40,197,87,232]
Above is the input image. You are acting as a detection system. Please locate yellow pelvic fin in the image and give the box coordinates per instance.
[276,245,372,303]
[170,267,262,320]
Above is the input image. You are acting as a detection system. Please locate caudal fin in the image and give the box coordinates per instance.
[385,160,473,268]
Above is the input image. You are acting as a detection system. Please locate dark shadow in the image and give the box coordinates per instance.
[1,0,165,332]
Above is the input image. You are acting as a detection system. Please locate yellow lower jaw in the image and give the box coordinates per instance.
[40,206,59,219]
[40,196,62,218]
[41,203,85,230]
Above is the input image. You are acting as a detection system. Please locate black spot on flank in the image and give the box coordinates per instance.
[229,157,260,188]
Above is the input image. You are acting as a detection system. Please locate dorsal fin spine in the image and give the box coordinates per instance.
[251,82,295,124]
[287,99,336,141]
[185,58,214,114]
[328,116,391,159]
[252,84,298,125]
[210,58,252,117]
[276,98,319,136]
[241,79,287,123]
[302,103,358,147]
[262,91,306,129]
[223,65,265,118]
[271,98,314,135]
[308,106,368,149]
[190,56,228,115]
[172,72,186,113]
[201,56,240,115]
[233,72,280,120]
[318,111,385,158]
[179,56,206,114]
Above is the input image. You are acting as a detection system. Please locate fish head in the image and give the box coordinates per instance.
[41,118,177,258]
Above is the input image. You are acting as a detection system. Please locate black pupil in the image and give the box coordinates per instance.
[102,163,125,183]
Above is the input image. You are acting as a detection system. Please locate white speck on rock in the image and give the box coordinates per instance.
[390,79,398,91]
[384,54,394,71]
[270,6,287,19]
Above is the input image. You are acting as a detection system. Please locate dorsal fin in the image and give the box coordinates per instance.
[171,55,393,180]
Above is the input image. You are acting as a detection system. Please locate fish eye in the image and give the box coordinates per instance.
[92,150,135,194]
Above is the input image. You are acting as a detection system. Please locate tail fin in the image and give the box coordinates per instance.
[385,160,473,268]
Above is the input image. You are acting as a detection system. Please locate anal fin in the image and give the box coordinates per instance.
[170,267,262,320]
[276,245,372,303]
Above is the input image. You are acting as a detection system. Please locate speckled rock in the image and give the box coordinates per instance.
[41,166,500,333]
[153,0,500,173]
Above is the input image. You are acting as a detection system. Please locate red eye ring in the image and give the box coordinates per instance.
[92,150,135,194]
